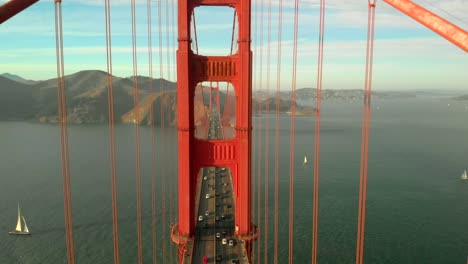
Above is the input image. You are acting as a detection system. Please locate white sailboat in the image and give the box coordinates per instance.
[461,170,468,180]
[303,155,308,167]
[9,204,31,235]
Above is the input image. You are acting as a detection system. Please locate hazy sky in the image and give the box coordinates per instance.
[0,0,466,91]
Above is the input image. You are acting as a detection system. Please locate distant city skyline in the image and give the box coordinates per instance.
[0,0,467,91]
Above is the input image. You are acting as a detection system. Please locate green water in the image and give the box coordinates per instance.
[0,97,467,263]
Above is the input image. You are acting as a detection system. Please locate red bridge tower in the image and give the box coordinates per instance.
[171,0,254,262]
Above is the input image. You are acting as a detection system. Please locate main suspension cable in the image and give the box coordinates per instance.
[356,1,376,264]
[54,1,75,263]
[104,0,120,263]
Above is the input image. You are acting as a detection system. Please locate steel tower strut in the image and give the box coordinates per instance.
[171,0,255,262]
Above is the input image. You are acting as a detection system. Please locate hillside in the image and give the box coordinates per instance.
[0,71,371,125]
[0,70,176,125]
[452,94,468,101]
[1,73,38,85]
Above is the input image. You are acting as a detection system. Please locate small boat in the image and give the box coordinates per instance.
[303,155,308,167]
[461,170,468,180]
[9,204,31,235]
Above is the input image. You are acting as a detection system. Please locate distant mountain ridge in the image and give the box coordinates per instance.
[0,70,177,125]
[1,73,39,85]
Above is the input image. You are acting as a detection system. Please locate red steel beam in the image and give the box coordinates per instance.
[384,0,468,52]
[0,0,39,24]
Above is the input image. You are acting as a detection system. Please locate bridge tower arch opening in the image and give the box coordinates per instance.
[194,81,237,140]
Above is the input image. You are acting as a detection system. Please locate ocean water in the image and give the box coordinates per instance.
[0,97,467,264]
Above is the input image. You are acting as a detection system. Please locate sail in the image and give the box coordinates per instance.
[15,204,22,232]
[22,216,29,233]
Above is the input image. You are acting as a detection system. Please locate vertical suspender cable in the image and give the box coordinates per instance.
[104,0,120,263]
[170,0,178,259]
[252,0,260,261]
[130,1,143,263]
[312,0,325,263]
[164,0,173,262]
[257,0,265,260]
[146,0,158,263]
[356,1,376,264]
[264,0,272,262]
[273,0,283,262]
[192,11,199,54]
[288,0,300,263]
[222,10,237,136]
[157,0,167,261]
[54,2,75,264]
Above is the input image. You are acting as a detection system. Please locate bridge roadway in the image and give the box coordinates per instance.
[190,109,247,263]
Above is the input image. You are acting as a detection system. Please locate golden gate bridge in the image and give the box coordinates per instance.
[1,0,467,263]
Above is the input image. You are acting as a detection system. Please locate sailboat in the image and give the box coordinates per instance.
[461,170,468,180]
[303,155,308,167]
[9,204,31,235]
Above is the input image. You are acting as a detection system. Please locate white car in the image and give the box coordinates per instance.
[198,215,203,221]
[222,238,227,245]
[205,211,210,216]
[216,232,221,238]
[205,193,210,199]
[203,176,208,180]
[228,239,235,246]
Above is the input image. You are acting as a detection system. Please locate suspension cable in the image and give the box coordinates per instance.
[252,0,259,261]
[145,0,158,263]
[274,0,283,262]
[312,0,325,263]
[54,2,75,264]
[257,0,265,260]
[164,0,173,262]
[157,0,167,261]
[288,0,300,262]
[264,0,272,261]
[356,1,376,264]
[192,11,199,54]
[130,1,143,263]
[170,0,177,258]
[104,0,120,263]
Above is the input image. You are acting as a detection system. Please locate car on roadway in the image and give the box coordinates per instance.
[205,210,210,216]
[203,176,208,180]
[222,238,227,245]
[216,232,221,238]
[198,215,203,221]
[216,255,223,262]
[228,239,235,246]
[205,193,210,199]
[202,256,208,264]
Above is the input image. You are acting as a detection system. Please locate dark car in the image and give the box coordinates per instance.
[216,255,223,262]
